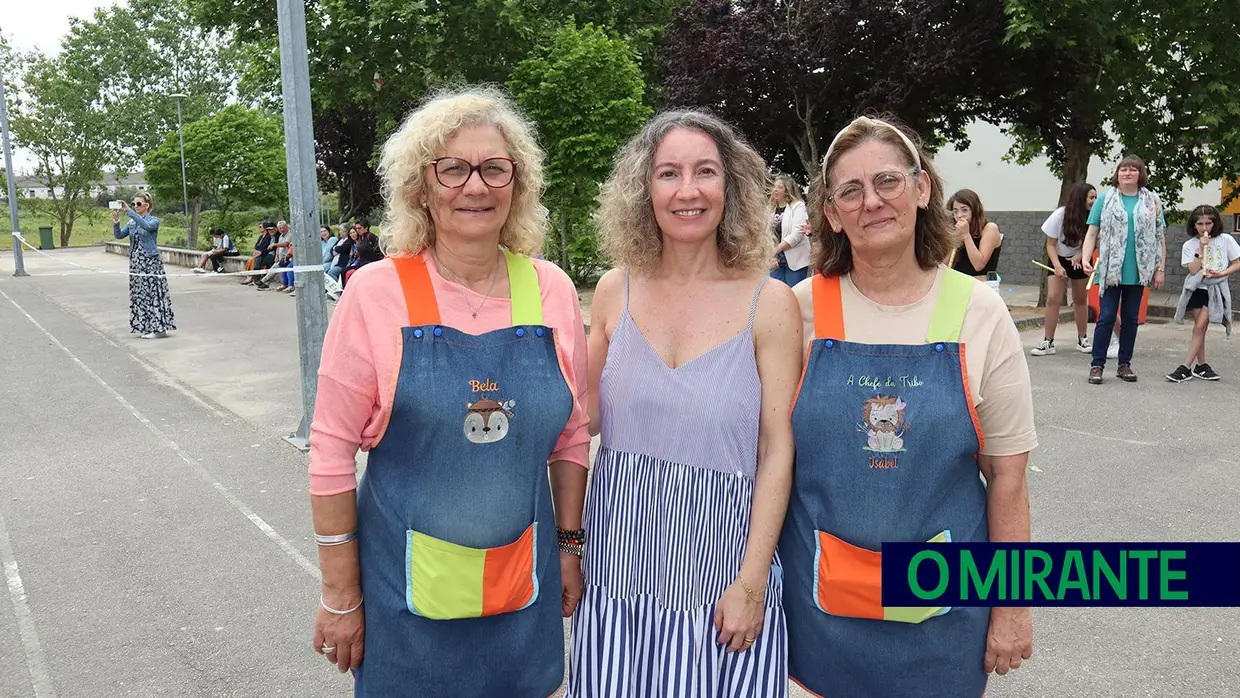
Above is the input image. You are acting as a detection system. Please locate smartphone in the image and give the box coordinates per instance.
[108,200,122,210]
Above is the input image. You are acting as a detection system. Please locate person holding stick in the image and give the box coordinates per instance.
[1031,183,1096,356]
[1166,204,1239,382]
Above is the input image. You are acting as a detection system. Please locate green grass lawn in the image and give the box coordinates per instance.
[1,203,286,251]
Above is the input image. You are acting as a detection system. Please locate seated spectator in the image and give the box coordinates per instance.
[341,218,384,287]
[320,226,338,271]
[194,227,238,273]
[255,221,294,291]
[327,226,355,282]
[241,222,277,285]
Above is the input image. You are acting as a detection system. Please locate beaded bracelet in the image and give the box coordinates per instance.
[557,528,585,545]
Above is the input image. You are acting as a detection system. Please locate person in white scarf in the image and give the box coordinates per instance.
[1081,155,1166,384]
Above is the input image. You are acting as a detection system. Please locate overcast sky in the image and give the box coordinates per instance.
[2,0,119,55]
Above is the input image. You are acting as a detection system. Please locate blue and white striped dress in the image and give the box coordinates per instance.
[568,274,787,698]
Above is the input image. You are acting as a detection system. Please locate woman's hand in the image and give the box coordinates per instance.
[984,606,1033,675]
[1153,268,1165,289]
[713,577,764,653]
[313,588,365,673]
[1069,253,1082,270]
[118,200,129,213]
[112,210,120,223]
[1082,256,1094,274]
[1051,263,1067,278]
[560,551,583,617]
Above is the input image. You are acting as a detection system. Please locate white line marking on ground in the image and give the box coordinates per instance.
[1045,424,1157,446]
[0,287,321,582]
[0,508,56,698]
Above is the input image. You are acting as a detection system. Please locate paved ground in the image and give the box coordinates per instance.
[1,247,1237,697]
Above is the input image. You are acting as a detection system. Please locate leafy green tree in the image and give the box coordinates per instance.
[188,0,682,220]
[509,24,651,281]
[9,52,110,246]
[999,0,1240,209]
[58,0,240,171]
[143,105,286,246]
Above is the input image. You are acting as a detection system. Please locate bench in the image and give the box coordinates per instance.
[103,240,253,273]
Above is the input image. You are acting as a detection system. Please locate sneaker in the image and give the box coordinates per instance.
[1192,364,1220,381]
[140,331,169,339]
[1116,364,1138,382]
[192,267,207,274]
[1031,338,1056,356]
[1089,366,1104,384]
[1077,336,1092,353]
[255,281,269,290]
[1107,337,1119,359]
[1165,365,1194,383]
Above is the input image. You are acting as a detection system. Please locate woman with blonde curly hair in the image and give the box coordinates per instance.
[780,115,1035,697]
[306,85,590,697]
[567,110,801,697]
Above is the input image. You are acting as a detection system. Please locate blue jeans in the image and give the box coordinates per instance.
[1091,284,1144,367]
[770,253,809,287]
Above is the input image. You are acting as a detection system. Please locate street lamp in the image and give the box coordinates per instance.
[170,93,190,243]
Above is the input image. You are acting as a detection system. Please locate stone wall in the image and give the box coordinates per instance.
[986,211,1192,293]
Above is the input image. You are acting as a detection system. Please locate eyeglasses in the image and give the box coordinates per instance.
[827,169,919,212]
[430,157,516,189]
[131,201,146,207]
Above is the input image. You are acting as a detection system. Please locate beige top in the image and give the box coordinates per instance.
[791,266,1038,457]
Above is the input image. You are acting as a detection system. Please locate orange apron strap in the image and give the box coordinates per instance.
[811,274,845,340]
[392,256,441,326]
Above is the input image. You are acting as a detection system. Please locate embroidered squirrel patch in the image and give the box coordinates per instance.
[858,395,909,454]
[464,397,516,444]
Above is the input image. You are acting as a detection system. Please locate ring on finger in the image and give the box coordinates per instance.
[322,644,336,653]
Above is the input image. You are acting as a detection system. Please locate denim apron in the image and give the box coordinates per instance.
[781,269,990,697]
[353,252,573,697]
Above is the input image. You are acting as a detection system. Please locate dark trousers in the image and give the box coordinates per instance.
[1092,284,1144,367]
[208,250,239,272]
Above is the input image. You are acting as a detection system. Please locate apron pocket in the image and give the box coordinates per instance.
[814,529,952,624]
[406,523,539,620]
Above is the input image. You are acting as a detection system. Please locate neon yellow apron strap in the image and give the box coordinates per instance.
[503,250,543,325]
[926,269,975,343]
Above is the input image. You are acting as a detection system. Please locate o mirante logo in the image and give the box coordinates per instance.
[879,543,1240,607]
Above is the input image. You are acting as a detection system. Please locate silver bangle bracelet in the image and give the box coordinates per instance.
[314,531,357,546]
[320,594,363,615]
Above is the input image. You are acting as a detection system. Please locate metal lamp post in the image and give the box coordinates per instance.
[170,93,190,244]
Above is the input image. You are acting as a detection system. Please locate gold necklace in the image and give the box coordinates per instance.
[433,251,501,319]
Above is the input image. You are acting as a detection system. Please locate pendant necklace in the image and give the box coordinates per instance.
[433,251,501,319]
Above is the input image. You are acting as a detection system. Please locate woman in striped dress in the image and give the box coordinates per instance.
[568,111,802,697]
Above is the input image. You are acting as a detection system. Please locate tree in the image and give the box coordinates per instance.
[188,0,684,220]
[999,0,1240,210]
[143,106,287,245]
[57,0,240,172]
[509,23,652,281]
[661,0,1009,180]
[9,52,110,246]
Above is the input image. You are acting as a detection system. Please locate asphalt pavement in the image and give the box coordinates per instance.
[1,247,1237,697]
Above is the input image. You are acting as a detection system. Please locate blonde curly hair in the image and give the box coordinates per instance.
[598,110,774,273]
[376,85,548,257]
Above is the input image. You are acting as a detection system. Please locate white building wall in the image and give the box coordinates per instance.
[932,119,1220,211]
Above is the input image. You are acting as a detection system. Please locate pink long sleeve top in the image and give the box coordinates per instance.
[307,251,591,496]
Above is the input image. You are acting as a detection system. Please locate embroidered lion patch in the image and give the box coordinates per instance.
[858,395,908,453]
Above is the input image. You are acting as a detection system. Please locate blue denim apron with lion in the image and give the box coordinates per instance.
[353,252,572,697]
[780,269,990,697]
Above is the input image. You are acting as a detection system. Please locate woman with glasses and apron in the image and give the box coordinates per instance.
[782,116,1037,697]
[306,87,590,697]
